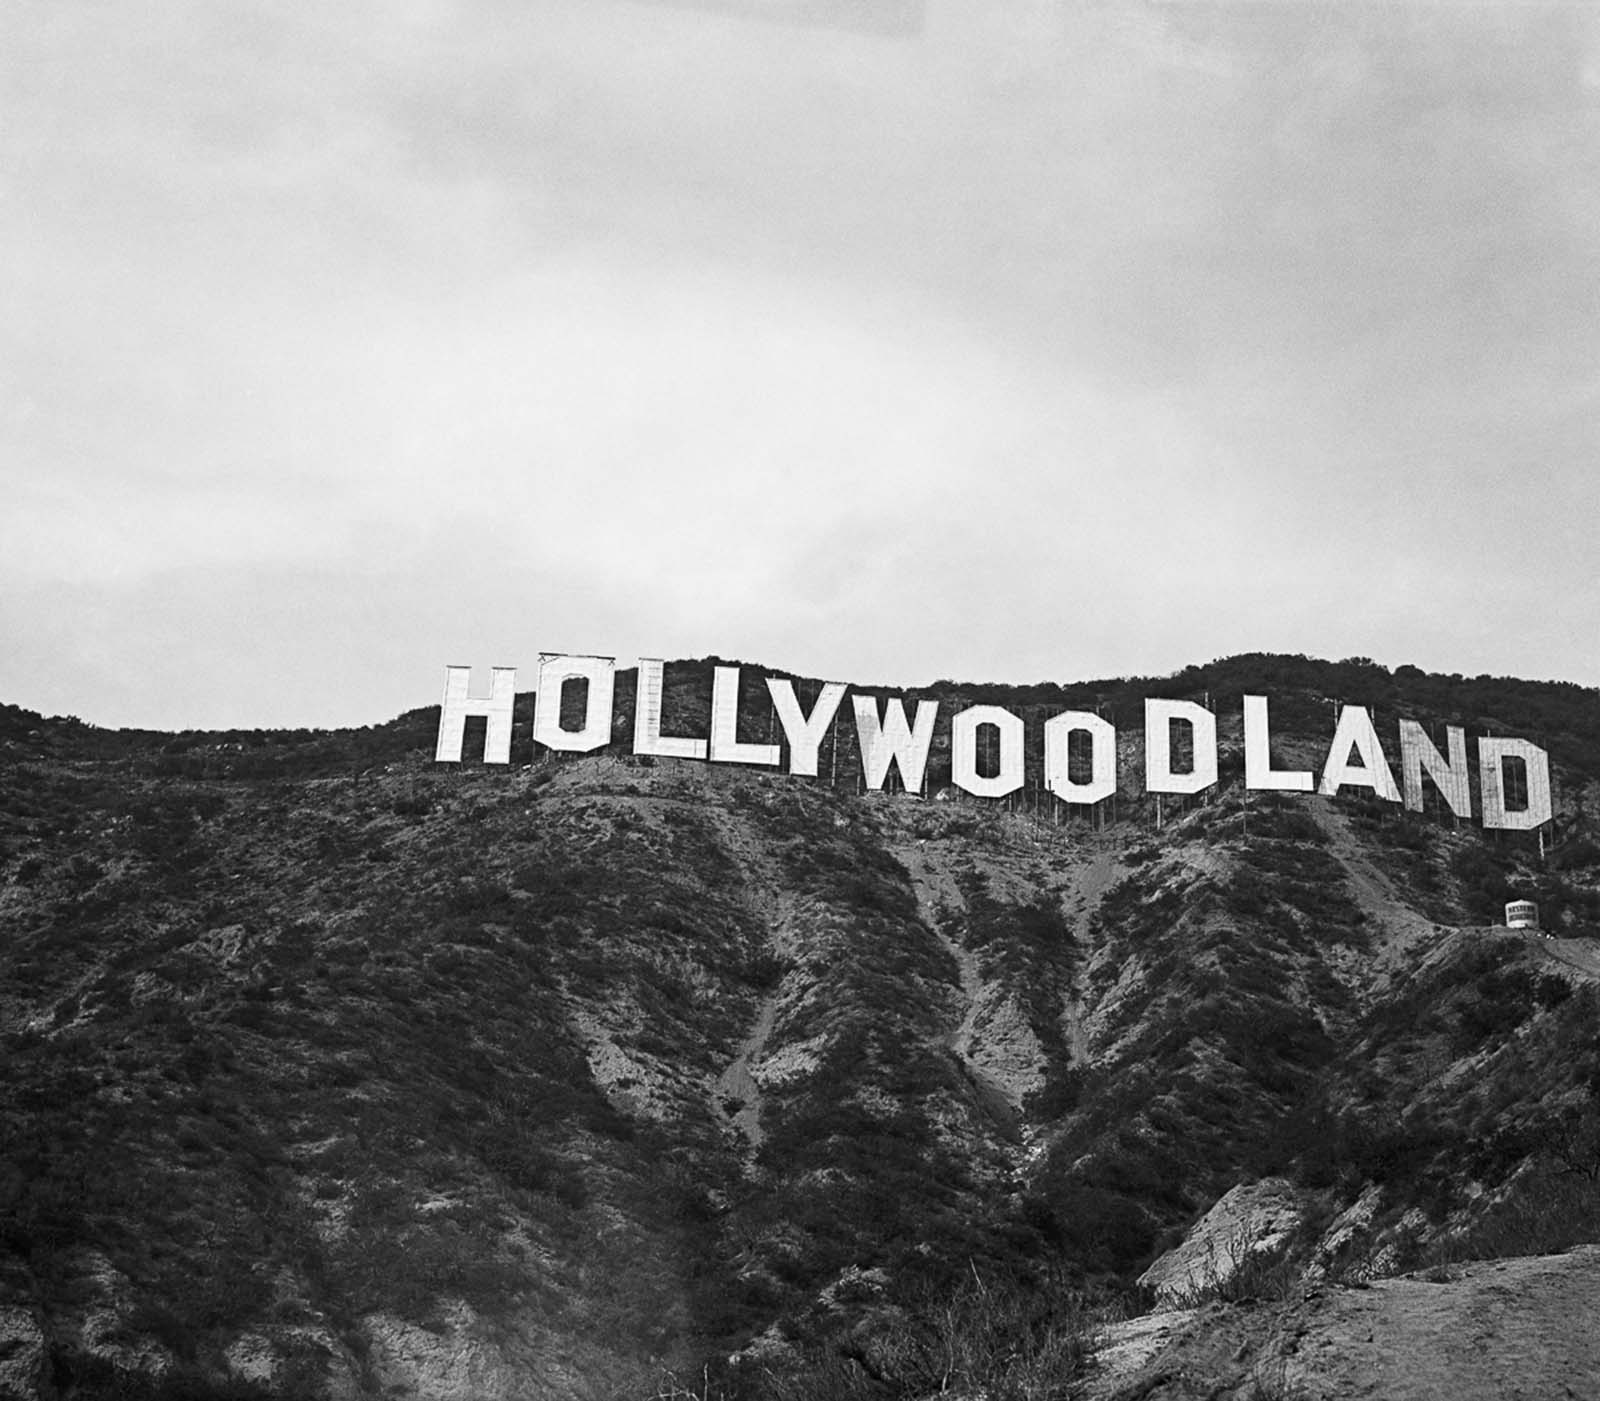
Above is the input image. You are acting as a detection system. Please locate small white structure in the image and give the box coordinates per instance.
[1505,900,1540,931]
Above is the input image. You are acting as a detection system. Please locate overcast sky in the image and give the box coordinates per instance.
[4,0,1598,729]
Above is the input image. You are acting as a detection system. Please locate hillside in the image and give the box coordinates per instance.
[1088,1245,1600,1401]
[2,654,1600,1400]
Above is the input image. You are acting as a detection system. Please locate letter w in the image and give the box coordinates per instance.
[852,695,938,792]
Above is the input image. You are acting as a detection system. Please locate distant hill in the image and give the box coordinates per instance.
[2,655,1598,1400]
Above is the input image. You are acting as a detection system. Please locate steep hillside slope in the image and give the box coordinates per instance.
[2,655,1599,1400]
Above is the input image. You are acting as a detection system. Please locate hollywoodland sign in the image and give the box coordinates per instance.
[433,658,1553,833]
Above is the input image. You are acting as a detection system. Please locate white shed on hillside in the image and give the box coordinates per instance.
[1505,900,1540,931]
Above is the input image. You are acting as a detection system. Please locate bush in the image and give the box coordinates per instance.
[48,1349,299,1400]
[1429,1160,1600,1263]
[715,1270,1095,1401]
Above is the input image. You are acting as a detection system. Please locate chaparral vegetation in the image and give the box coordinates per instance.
[2,653,1599,1399]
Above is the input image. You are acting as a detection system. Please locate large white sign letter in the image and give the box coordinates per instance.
[1144,699,1218,796]
[1319,705,1400,801]
[1479,737,1554,832]
[710,666,780,767]
[533,654,615,754]
[1044,711,1116,805]
[633,659,708,760]
[853,695,938,792]
[951,705,1025,799]
[1398,720,1472,819]
[1244,695,1313,792]
[768,678,848,777]
[435,666,517,764]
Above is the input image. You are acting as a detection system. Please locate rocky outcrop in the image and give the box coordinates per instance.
[1138,1178,1308,1306]
[362,1306,529,1401]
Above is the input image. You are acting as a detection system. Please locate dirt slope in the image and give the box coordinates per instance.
[1089,1245,1600,1401]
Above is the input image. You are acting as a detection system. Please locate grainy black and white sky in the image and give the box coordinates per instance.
[5,1,1598,729]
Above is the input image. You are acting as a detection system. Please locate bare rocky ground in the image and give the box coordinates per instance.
[1087,1245,1600,1401]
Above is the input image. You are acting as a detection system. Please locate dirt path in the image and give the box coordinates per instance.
[1274,1248,1600,1401]
[714,994,779,1151]
[894,842,983,1059]
[944,927,985,1062]
[1068,845,1126,943]
[1528,933,1600,984]
[1088,1246,1600,1401]
[700,793,796,1151]
[1306,799,1441,976]
[1064,845,1124,1064]
[890,838,1035,1125]
[699,800,785,922]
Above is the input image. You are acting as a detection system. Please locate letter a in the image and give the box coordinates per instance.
[1319,705,1400,801]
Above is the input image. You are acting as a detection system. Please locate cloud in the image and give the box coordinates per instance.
[3,0,1597,725]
